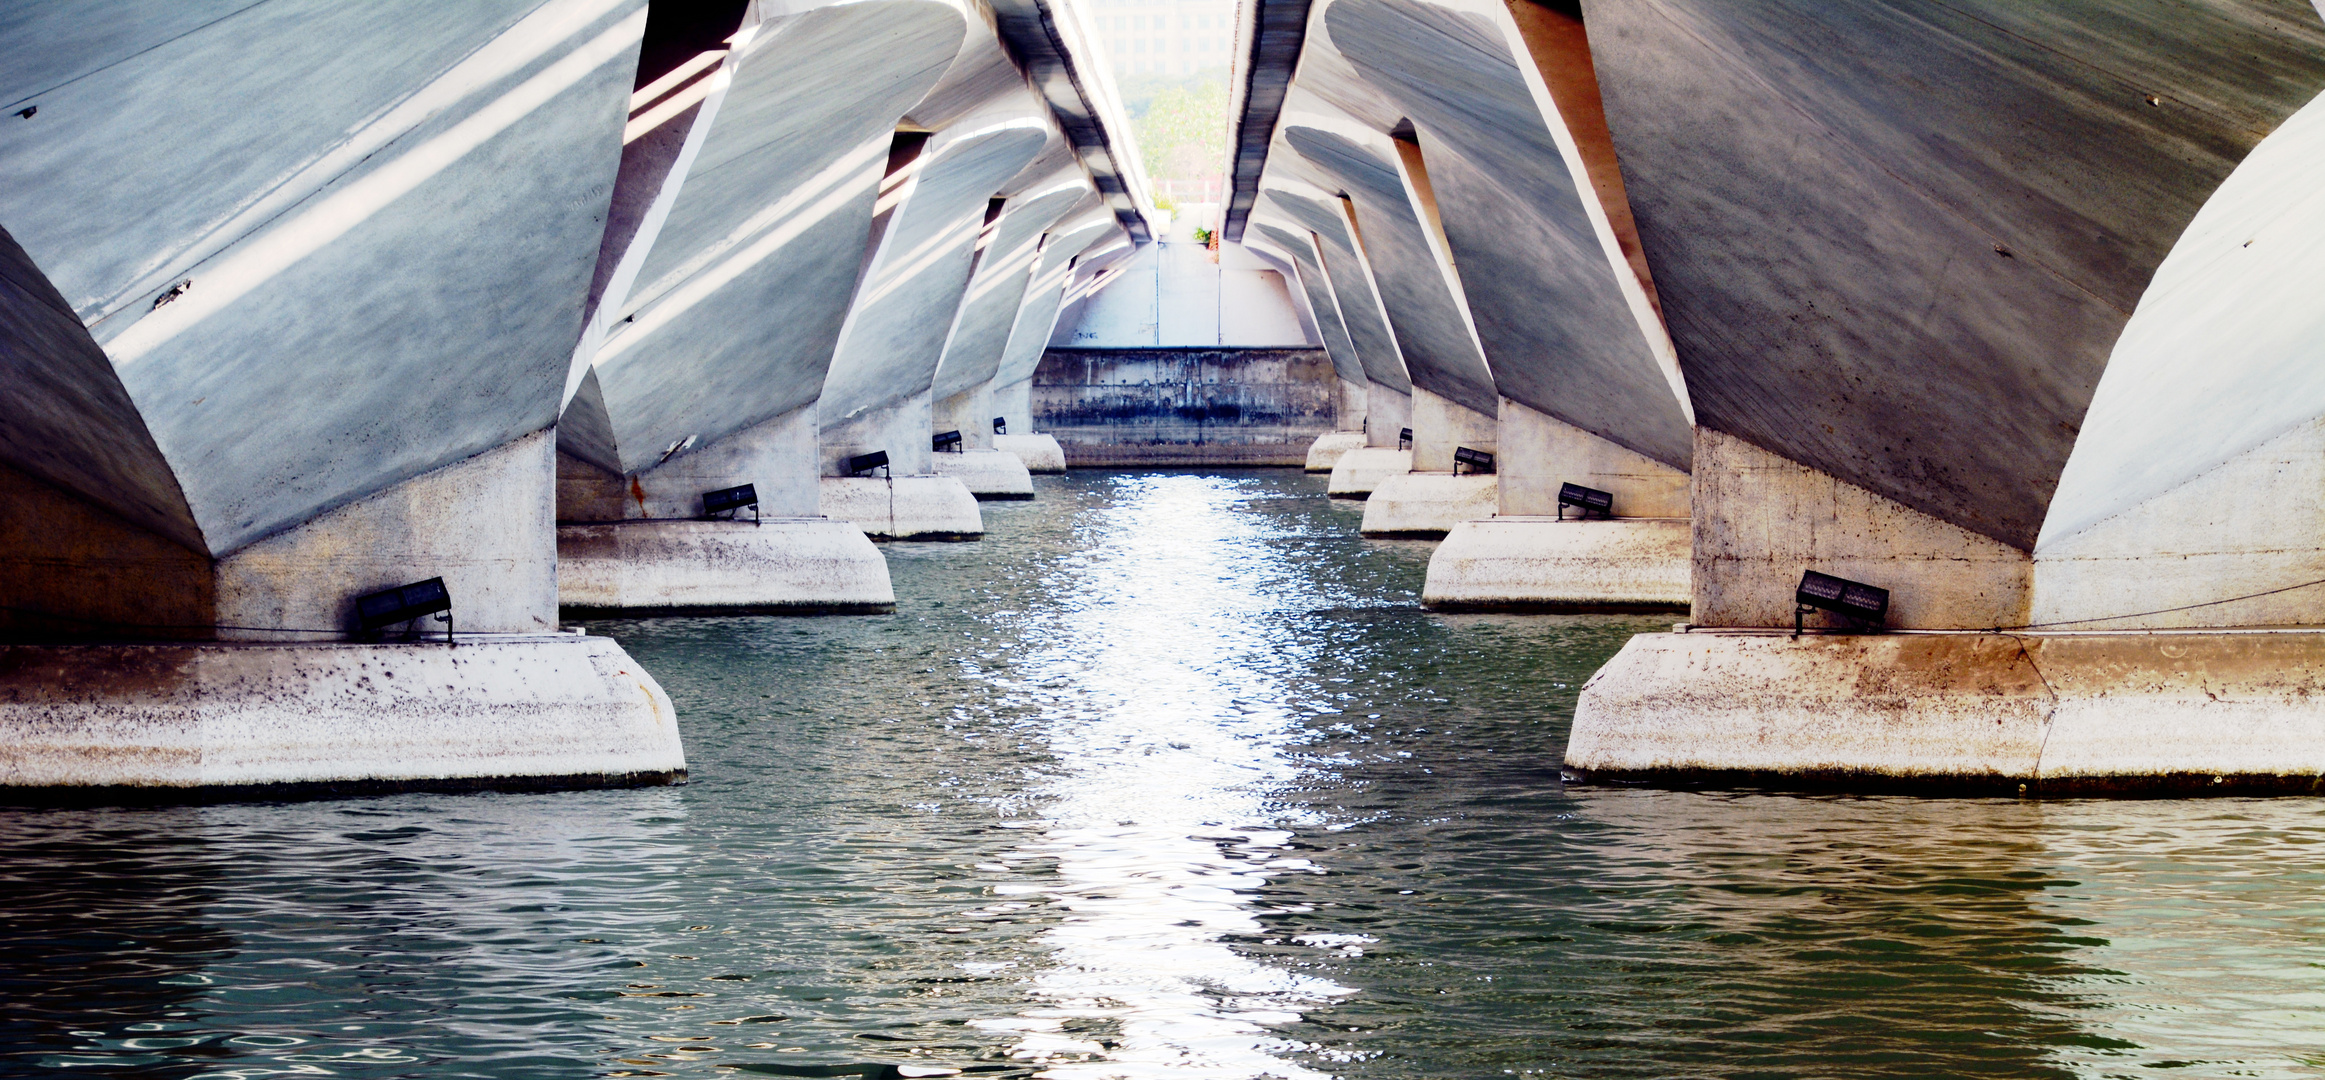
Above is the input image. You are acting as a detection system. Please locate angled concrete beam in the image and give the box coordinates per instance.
[930,151,1095,447]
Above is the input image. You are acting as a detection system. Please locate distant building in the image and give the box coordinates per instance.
[1087,0,1235,76]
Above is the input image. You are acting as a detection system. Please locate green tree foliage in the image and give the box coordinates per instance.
[1127,75,1227,184]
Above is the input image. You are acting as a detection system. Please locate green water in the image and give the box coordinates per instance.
[2,470,2320,1078]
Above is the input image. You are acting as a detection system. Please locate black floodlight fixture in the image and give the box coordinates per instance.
[1795,570,1888,635]
[932,429,964,453]
[355,577,453,643]
[1557,482,1614,520]
[992,416,1008,435]
[1453,447,1495,475]
[701,483,759,525]
[847,450,890,476]
[1398,427,1414,449]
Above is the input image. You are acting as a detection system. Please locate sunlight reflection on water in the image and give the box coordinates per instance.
[3,471,2322,1080]
[977,475,1352,1077]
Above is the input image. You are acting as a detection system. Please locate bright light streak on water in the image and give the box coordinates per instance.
[971,475,1352,1076]
[0,470,2320,1080]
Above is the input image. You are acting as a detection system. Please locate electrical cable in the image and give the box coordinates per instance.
[1988,573,2325,631]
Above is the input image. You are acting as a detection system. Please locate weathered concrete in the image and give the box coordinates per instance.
[1254,189,1413,400]
[1364,384,1413,448]
[1358,472,1496,537]
[1322,0,1692,471]
[1032,346,1337,466]
[819,476,983,541]
[929,166,1094,450]
[560,401,819,521]
[992,433,1068,473]
[573,2,965,477]
[930,448,1035,500]
[1585,0,2325,551]
[1305,431,1369,472]
[1496,398,1686,518]
[1280,127,1499,419]
[989,211,1123,437]
[818,106,1049,469]
[1692,429,2031,631]
[2031,90,2325,630]
[1,0,647,559]
[1422,516,1690,611]
[1244,228,1372,409]
[1568,630,2325,795]
[557,518,892,615]
[2,432,561,644]
[0,635,682,796]
[1407,386,1496,474]
[1326,447,1411,498]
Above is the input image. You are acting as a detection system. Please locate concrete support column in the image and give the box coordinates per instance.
[1364,385,1412,448]
[1420,400,1691,609]
[1337,377,1369,432]
[1494,400,1685,518]
[556,406,892,616]
[1406,386,1496,472]
[1358,388,1497,535]
[1689,428,2030,631]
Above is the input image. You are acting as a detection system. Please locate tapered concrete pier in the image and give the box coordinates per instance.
[993,433,1069,473]
[1358,473,1496,537]
[1423,517,1689,611]
[931,448,1035,500]
[1568,630,2325,795]
[1326,448,1412,498]
[1304,431,1368,472]
[557,519,893,615]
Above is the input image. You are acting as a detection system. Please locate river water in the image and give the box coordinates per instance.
[3,470,2321,1079]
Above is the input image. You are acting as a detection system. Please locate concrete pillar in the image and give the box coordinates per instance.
[1559,0,2325,791]
[0,0,682,795]
[1420,401,1691,610]
[816,73,1050,519]
[981,210,1118,473]
[556,400,892,614]
[555,0,968,614]
[1359,387,1497,536]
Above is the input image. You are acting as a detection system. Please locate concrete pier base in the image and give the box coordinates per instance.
[1566,630,2325,795]
[1305,431,1368,472]
[993,433,1067,473]
[0,636,683,799]
[556,519,894,616]
[930,448,1035,500]
[1327,447,1412,498]
[1359,473,1498,537]
[1423,517,1692,610]
[819,476,983,540]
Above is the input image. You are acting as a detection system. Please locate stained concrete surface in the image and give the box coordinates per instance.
[557,518,894,614]
[1584,0,2325,549]
[1358,472,1497,537]
[1031,347,1337,466]
[930,448,1036,499]
[1570,628,2325,794]
[819,476,984,540]
[1326,447,1412,497]
[1324,0,1689,470]
[1422,516,1691,610]
[0,635,682,792]
[1305,431,1368,472]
